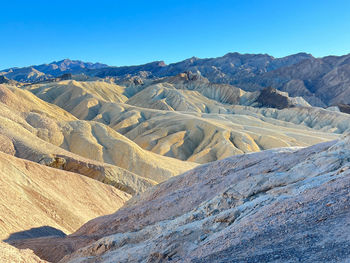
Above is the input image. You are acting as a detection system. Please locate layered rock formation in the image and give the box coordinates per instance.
[0,84,154,195]
[12,135,350,262]
[126,77,310,112]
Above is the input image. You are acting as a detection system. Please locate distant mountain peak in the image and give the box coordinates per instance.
[184,56,199,63]
[51,58,107,68]
[62,58,72,62]
[155,61,166,67]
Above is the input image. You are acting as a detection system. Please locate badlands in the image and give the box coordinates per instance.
[1,54,350,262]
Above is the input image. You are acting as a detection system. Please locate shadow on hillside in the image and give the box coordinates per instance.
[3,226,67,242]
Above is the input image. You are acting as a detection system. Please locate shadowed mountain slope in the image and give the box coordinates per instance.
[91,52,350,107]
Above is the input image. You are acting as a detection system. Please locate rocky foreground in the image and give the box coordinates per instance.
[10,135,350,262]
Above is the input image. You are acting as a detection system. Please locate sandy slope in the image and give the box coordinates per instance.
[0,241,47,263]
[0,151,130,242]
[2,61,350,263]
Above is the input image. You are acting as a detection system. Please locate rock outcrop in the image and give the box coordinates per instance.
[337,103,350,114]
[0,75,12,84]
[256,86,310,109]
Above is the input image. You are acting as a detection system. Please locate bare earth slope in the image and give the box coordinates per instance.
[10,135,350,262]
[21,80,345,164]
[0,241,47,263]
[0,151,130,242]
[0,84,196,186]
[0,84,156,194]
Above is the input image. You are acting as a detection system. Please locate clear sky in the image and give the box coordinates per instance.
[1,0,350,69]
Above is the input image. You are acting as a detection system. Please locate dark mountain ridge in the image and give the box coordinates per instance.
[2,52,350,107]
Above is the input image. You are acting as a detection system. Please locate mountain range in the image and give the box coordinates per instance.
[3,52,350,107]
[0,59,107,82]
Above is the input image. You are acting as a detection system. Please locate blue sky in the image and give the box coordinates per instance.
[1,0,350,69]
